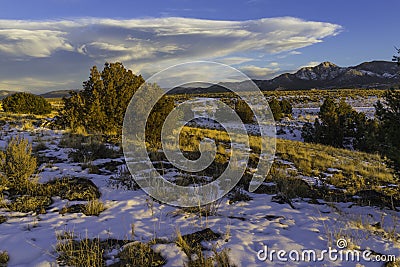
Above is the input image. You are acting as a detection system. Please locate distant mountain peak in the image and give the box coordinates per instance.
[294,61,343,81]
[319,61,338,68]
[254,60,399,91]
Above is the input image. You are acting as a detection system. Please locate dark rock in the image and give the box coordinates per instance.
[264,215,285,221]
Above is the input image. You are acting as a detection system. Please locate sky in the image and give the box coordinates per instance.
[0,0,399,93]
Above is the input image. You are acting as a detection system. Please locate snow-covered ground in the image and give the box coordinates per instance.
[0,105,398,266]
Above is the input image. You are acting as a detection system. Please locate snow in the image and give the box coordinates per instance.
[0,107,398,266]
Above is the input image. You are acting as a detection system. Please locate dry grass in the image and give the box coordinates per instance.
[56,230,165,267]
[276,139,397,194]
[7,195,51,214]
[117,241,166,267]
[175,126,398,197]
[175,228,234,267]
[56,231,104,267]
[83,199,106,216]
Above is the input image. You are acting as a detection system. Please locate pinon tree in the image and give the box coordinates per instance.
[302,97,362,148]
[2,92,52,115]
[375,89,400,168]
[268,98,283,121]
[60,62,145,136]
[393,47,400,64]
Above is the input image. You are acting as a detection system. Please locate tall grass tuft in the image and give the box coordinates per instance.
[56,231,104,267]
[83,199,106,216]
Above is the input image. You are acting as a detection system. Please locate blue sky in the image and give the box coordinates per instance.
[0,0,398,93]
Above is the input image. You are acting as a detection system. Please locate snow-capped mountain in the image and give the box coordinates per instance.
[255,60,399,90]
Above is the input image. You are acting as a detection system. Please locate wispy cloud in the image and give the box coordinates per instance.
[0,77,74,92]
[0,17,342,91]
[215,56,255,65]
[240,65,280,79]
[299,61,321,69]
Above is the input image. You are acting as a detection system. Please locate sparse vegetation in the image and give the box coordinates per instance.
[116,241,166,267]
[108,164,139,190]
[0,135,102,215]
[56,230,165,267]
[56,232,104,267]
[175,125,398,201]
[0,75,398,266]
[68,141,121,163]
[175,228,234,267]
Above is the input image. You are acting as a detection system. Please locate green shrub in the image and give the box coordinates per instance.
[0,251,9,266]
[0,137,37,193]
[279,99,292,115]
[235,99,254,124]
[268,98,283,121]
[2,92,52,115]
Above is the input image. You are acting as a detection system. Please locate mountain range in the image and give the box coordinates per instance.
[254,60,399,90]
[0,61,399,98]
[170,60,399,94]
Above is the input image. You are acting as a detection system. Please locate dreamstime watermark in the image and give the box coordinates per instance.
[257,239,397,263]
[122,61,276,207]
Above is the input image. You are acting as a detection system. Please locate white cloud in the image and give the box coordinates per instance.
[299,61,321,69]
[215,57,255,65]
[277,50,302,59]
[240,65,280,79]
[0,17,342,61]
[0,17,342,91]
[0,77,74,93]
[0,29,73,57]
